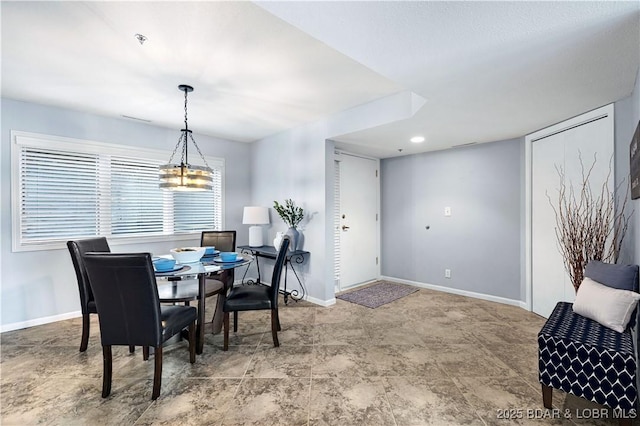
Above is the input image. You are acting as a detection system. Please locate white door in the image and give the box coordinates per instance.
[530,104,614,317]
[336,153,379,290]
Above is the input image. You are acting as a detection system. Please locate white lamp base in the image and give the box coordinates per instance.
[248,225,263,247]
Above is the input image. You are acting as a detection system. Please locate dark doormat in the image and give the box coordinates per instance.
[337,281,418,308]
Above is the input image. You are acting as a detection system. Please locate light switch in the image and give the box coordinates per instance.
[444,206,451,217]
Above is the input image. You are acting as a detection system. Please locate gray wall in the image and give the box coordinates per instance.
[380,74,640,305]
[0,98,251,329]
[248,91,420,305]
[619,68,640,268]
[614,76,640,266]
[381,138,523,301]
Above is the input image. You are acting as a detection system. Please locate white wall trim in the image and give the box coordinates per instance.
[380,275,527,309]
[4,274,529,331]
[336,279,378,294]
[305,295,336,307]
[525,126,532,311]
[1,287,338,332]
[10,130,226,252]
[1,310,81,333]
[252,278,336,307]
[334,150,381,291]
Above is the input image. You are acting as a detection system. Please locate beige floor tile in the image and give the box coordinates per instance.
[3,282,631,425]
[220,378,310,425]
[309,377,395,425]
[245,345,313,378]
[1,375,154,425]
[383,376,485,425]
[430,343,518,378]
[453,376,568,425]
[134,378,240,426]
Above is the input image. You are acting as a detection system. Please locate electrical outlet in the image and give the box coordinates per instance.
[444,206,451,217]
[445,269,451,278]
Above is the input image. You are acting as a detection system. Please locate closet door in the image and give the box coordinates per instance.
[530,104,613,318]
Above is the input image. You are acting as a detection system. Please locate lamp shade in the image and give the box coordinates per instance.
[243,206,269,225]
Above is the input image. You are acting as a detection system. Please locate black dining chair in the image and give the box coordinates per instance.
[67,238,131,354]
[200,230,237,332]
[223,236,290,350]
[83,252,197,400]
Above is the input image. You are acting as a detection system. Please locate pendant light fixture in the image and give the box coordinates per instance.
[159,84,213,191]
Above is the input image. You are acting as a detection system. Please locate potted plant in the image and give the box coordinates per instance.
[273,199,304,251]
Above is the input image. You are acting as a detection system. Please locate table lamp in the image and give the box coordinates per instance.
[243,206,270,247]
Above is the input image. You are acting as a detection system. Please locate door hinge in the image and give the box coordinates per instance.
[375,169,378,177]
[376,213,378,221]
[376,256,379,265]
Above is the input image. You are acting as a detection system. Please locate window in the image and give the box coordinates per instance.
[11,131,224,251]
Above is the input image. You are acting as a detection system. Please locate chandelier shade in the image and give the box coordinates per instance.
[159,84,213,191]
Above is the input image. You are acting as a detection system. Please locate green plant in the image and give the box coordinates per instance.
[273,199,304,228]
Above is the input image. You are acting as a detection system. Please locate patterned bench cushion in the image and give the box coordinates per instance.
[538,302,637,411]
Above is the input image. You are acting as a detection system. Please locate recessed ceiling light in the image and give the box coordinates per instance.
[410,136,425,143]
[135,34,147,45]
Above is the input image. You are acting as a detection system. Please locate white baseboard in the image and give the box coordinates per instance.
[380,275,527,310]
[305,295,336,307]
[1,310,82,333]
[9,276,519,333]
[337,279,378,294]
[242,278,336,308]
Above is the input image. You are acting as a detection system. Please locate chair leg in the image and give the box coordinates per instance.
[102,345,112,398]
[275,309,281,332]
[80,313,90,352]
[223,312,230,351]
[270,309,280,347]
[143,346,150,361]
[152,346,162,400]
[211,294,224,334]
[541,384,552,409]
[129,345,135,353]
[188,322,196,363]
[234,311,238,333]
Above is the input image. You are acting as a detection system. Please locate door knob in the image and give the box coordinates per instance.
[342,225,350,231]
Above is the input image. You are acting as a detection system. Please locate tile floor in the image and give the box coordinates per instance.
[1,282,637,425]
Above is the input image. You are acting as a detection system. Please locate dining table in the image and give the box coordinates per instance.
[154,253,253,354]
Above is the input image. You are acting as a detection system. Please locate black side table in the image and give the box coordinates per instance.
[237,245,309,304]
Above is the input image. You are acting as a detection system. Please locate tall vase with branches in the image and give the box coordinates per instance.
[274,199,304,251]
[549,153,632,292]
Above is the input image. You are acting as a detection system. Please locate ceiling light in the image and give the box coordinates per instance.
[159,85,213,191]
[135,34,147,45]
[410,136,425,143]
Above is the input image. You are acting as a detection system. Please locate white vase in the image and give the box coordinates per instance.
[285,227,299,252]
[273,232,284,250]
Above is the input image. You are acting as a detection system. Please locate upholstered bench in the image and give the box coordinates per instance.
[539,302,637,419]
[537,261,640,426]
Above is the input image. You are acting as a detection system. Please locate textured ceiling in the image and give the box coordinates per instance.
[258,1,640,157]
[1,1,400,143]
[2,1,639,158]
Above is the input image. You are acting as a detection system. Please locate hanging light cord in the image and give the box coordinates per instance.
[166,87,211,170]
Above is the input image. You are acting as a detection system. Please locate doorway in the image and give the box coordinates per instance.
[526,104,614,317]
[334,151,380,291]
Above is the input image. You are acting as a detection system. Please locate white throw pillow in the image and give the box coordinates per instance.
[573,277,640,333]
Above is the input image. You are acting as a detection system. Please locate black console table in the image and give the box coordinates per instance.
[237,245,309,304]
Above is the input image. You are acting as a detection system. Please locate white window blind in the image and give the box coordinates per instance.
[20,148,100,240]
[12,131,224,251]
